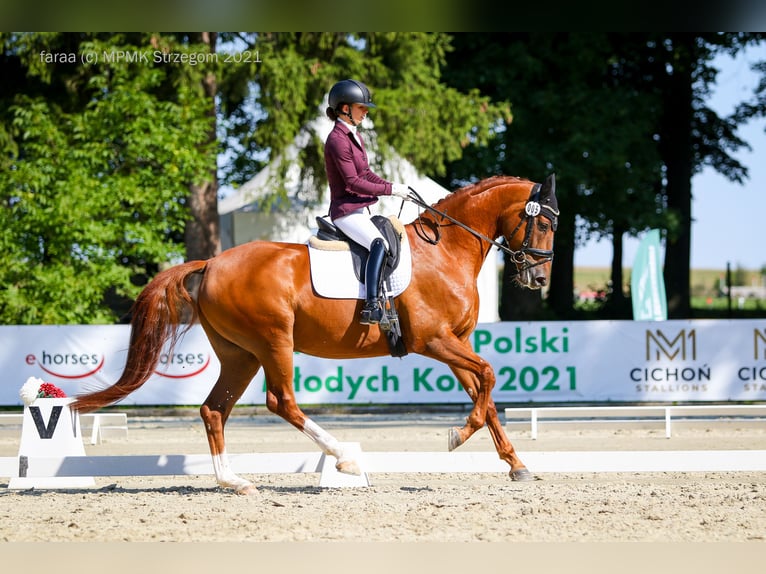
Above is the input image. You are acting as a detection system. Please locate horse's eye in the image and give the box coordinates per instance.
[537,221,549,233]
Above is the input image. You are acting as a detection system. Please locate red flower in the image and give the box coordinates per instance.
[38,382,67,399]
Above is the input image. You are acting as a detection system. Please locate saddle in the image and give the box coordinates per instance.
[309,215,408,358]
[311,215,403,284]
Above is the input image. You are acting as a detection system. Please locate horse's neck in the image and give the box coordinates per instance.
[439,191,502,244]
[409,192,500,274]
[421,181,531,266]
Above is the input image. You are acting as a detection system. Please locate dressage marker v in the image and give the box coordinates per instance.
[73,175,559,493]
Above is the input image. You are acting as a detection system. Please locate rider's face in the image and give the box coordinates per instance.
[349,103,368,124]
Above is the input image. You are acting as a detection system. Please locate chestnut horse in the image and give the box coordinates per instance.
[74,174,559,493]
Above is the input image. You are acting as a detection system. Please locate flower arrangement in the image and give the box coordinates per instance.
[19,376,67,406]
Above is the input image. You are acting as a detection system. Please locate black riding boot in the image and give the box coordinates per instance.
[360,238,387,325]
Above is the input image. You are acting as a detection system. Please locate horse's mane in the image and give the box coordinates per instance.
[432,175,531,210]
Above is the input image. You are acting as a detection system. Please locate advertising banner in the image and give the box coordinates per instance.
[1,320,765,406]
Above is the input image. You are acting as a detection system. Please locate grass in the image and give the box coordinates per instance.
[574,266,766,319]
[576,266,764,297]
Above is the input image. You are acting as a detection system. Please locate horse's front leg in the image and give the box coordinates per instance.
[484,398,536,481]
[448,365,535,481]
[445,362,494,450]
[423,333,495,448]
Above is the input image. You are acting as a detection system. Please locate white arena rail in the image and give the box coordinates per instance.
[4,446,766,489]
[504,404,766,439]
[3,406,766,488]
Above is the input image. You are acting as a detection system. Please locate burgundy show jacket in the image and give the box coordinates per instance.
[324,120,393,220]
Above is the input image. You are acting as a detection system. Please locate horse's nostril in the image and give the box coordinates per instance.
[536,276,547,287]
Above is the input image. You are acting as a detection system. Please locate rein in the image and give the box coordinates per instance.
[404,185,555,271]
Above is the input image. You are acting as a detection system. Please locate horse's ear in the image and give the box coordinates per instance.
[539,173,559,230]
[541,173,556,199]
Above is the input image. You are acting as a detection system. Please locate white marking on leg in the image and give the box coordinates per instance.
[302,418,353,465]
[211,449,253,492]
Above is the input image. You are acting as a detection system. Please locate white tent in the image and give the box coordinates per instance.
[219,114,499,322]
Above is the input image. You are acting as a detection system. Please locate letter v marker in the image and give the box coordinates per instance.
[28,405,62,439]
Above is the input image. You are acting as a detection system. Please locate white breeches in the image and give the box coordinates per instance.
[333,209,389,251]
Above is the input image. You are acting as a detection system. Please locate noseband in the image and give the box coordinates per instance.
[406,184,558,273]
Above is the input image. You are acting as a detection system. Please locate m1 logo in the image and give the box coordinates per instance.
[645,329,697,361]
[755,329,766,360]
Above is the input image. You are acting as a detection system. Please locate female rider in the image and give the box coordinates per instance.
[324,79,410,325]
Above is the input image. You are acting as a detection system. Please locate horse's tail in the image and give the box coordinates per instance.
[72,260,208,413]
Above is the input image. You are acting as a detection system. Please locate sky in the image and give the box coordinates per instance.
[574,44,766,271]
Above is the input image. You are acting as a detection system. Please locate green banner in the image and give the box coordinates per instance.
[631,229,667,321]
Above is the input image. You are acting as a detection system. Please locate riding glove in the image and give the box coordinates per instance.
[391,183,410,198]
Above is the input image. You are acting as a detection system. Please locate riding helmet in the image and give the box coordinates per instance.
[328,79,376,110]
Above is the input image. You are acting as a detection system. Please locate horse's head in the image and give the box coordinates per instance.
[500,173,559,289]
[407,174,558,290]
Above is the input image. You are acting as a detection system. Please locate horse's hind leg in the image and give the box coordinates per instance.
[199,342,262,494]
[262,346,361,476]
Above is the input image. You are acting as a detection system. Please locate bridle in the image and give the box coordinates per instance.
[404,184,558,273]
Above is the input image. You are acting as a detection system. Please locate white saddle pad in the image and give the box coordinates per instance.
[307,230,412,300]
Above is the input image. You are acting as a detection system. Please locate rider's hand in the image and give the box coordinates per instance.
[391,183,410,198]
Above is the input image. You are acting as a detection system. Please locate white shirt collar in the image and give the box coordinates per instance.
[337,119,361,145]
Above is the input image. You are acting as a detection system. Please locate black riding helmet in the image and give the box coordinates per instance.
[328,79,376,111]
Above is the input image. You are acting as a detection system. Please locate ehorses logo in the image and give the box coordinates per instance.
[154,351,212,379]
[26,348,213,380]
[25,350,104,379]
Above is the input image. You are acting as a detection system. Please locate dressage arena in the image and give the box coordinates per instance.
[1,408,765,550]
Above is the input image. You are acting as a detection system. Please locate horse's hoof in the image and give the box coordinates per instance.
[234,483,258,495]
[336,459,361,476]
[448,427,463,451]
[509,467,538,482]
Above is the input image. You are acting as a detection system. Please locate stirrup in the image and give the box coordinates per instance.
[360,300,384,325]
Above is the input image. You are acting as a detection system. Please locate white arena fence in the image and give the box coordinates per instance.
[2,403,766,488]
[4,448,766,489]
[504,404,766,439]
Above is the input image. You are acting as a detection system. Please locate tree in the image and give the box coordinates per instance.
[181,32,221,262]
[216,33,510,205]
[0,33,212,323]
[441,33,765,319]
[632,33,761,317]
[1,32,509,324]
[441,33,663,319]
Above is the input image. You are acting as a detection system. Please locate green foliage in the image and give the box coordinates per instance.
[0,33,213,324]
[440,33,766,319]
[2,32,505,324]
[217,32,510,206]
[442,34,666,239]
[4,32,765,325]
[367,33,511,177]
